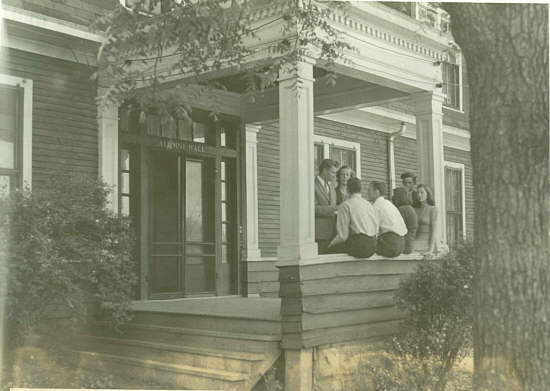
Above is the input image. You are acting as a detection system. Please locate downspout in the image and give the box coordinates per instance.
[387,122,407,200]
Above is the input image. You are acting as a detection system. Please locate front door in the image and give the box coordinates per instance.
[150,150,237,298]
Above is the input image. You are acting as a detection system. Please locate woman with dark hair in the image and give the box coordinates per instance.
[412,184,438,255]
[392,187,417,254]
[335,165,354,205]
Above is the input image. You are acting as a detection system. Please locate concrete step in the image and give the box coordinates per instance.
[72,334,265,374]
[69,349,248,390]
[90,321,281,353]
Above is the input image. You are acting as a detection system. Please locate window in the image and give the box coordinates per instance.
[444,162,466,249]
[0,74,32,196]
[314,135,361,178]
[119,148,132,216]
[442,53,462,111]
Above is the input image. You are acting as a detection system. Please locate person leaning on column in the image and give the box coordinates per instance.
[314,159,339,254]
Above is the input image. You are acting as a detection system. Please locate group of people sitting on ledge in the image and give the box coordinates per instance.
[315,159,439,258]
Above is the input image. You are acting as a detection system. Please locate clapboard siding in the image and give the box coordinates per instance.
[278,255,425,348]
[4,0,115,26]
[444,147,475,239]
[0,48,98,189]
[393,136,417,186]
[257,118,389,257]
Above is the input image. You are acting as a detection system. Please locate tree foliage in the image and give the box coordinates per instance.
[393,242,474,391]
[0,176,137,343]
[93,0,352,118]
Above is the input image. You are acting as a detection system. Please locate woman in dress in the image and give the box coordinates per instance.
[335,165,354,205]
[392,187,418,254]
[412,184,438,255]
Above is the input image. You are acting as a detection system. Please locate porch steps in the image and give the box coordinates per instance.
[67,307,282,390]
[68,350,248,390]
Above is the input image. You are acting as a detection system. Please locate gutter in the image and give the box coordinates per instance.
[387,122,407,199]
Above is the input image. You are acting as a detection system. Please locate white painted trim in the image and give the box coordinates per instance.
[444,161,467,240]
[318,109,470,151]
[245,123,262,261]
[0,73,32,190]
[97,91,119,213]
[313,135,362,178]
[1,5,104,42]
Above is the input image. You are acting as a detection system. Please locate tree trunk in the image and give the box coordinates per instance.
[442,4,550,390]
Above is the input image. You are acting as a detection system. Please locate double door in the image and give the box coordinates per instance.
[149,150,237,297]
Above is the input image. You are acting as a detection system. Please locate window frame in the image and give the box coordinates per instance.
[441,53,463,112]
[313,135,361,178]
[444,161,466,241]
[0,74,33,192]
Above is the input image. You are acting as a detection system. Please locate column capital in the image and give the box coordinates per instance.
[411,91,445,116]
[278,60,315,83]
[245,123,262,133]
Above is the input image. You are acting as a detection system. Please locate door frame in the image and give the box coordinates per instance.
[118,109,242,299]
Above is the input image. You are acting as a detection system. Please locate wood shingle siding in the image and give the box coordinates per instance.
[278,255,426,348]
[0,48,98,189]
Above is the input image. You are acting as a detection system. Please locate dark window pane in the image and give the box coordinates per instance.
[151,152,179,241]
[193,122,216,145]
[0,87,17,169]
[314,143,324,175]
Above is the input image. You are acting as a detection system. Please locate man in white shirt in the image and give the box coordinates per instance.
[327,178,379,258]
[367,181,407,258]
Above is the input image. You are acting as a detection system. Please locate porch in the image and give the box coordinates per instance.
[61,254,426,390]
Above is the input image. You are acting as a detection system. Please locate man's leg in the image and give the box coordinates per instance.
[348,234,377,258]
[376,232,405,258]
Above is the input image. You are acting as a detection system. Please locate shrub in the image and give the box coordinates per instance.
[0,175,137,343]
[391,241,474,391]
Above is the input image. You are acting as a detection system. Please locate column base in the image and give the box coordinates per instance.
[284,348,313,391]
[277,242,318,262]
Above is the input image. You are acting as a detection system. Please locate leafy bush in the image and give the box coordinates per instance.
[0,175,137,342]
[390,241,474,391]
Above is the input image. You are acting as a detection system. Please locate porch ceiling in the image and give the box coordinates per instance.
[241,72,410,123]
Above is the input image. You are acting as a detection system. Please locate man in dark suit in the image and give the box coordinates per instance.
[315,159,339,254]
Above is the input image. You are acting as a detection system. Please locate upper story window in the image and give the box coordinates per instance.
[381,2,451,34]
[120,0,182,15]
[442,52,462,111]
[0,74,32,197]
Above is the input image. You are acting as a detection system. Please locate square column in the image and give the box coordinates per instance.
[277,60,318,261]
[413,91,447,247]
[244,123,262,261]
[97,90,119,213]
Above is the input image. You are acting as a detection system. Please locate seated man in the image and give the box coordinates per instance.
[368,181,407,258]
[327,177,379,258]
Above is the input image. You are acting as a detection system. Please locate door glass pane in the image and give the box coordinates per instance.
[151,152,179,242]
[186,161,204,242]
[184,256,215,292]
[185,158,215,293]
[0,87,17,169]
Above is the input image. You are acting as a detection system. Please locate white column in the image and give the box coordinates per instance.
[97,92,119,213]
[413,91,447,247]
[245,123,262,261]
[277,60,318,261]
